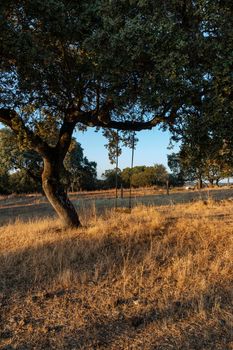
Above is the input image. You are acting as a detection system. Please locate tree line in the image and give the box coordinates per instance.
[0,128,181,194]
[4,116,233,195]
[0,128,97,194]
[102,165,181,189]
[168,113,233,188]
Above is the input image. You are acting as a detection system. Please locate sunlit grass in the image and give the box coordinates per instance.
[0,200,232,349]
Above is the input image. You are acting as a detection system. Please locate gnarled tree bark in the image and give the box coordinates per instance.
[42,156,81,227]
[0,108,81,228]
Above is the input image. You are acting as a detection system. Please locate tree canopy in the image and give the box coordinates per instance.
[168,112,233,187]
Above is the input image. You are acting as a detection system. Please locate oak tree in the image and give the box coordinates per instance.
[0,0,231,226]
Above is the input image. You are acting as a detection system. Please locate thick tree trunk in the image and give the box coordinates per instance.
[42,157,81,227]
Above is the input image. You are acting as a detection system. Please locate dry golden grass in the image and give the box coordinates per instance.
[0,200,232,349]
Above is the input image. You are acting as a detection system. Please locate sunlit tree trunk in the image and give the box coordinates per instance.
[42,157,81,227]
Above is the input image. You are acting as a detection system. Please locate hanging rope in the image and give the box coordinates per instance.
[129,132,135,211]
[115,130,119,210]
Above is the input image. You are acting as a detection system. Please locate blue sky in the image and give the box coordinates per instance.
[75,127,180,178]
[0,122,180,178]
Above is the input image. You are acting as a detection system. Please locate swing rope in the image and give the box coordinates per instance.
[129,132,135,211]
[115,130,119,210]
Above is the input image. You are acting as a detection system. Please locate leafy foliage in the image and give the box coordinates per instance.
[1,0,222,130]
[0,129,97,194]
[0,128,42,183]
[64,139,97,191]
[101,168,121,189]
[103,164,168,189]
[168,113,233,186]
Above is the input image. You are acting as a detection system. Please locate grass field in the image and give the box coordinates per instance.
[0,193,232,349]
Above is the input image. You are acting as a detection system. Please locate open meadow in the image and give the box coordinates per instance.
[0,191,232,349]
[1,187,233,226]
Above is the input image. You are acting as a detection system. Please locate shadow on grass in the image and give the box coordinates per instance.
[0,225,156,294]
[60,286,232,349]
[0,213,232,349]
[9,284,231,349]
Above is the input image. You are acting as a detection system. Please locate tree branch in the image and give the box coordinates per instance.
[0,109,50,156]
[55,117,76,160]
[65,94,178,131]
[68,108,176,131]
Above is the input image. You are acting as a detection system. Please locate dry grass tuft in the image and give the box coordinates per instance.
[0,200,232,349]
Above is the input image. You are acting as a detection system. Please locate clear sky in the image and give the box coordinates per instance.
[0,122,180,178]
[75,127,180,178]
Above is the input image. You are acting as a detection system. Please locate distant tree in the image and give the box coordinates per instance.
[153,164,168,186]
[131,171,148,188]
[121,168,132,188]
[168,151,199,186]
[166,0,233,187]
[121,165,168,188]
[103,130,122,166]
[121,166,143,188]
[0,129,96,193]
[168,153,183,177]
[64,139,97,191]
[0,170,10,195]
[0,128,42,191]
[168,173,185,187]
[168,113,233,187]
[8,170,41,194]
[102,169,121,189]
